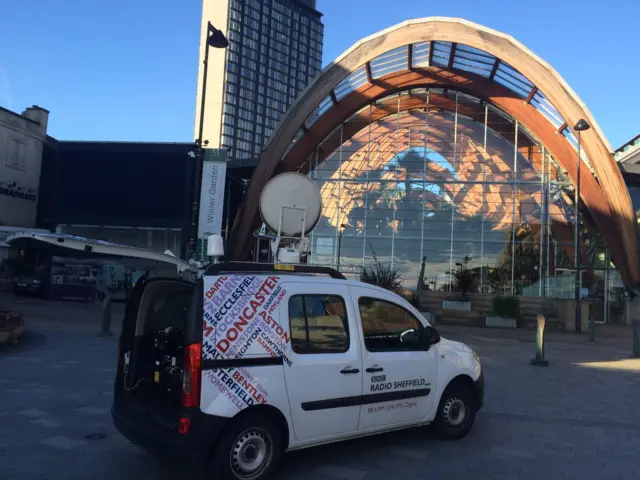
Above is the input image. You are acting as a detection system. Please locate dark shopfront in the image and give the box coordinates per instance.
[37,139,252,258]
[42,140,198,256]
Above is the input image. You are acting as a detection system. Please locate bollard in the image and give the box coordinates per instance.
[97,286,113,337]
[632,319,640,359]
[588,305,595,342]
[531,314,549,367]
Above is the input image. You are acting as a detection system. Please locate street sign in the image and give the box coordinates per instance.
[198,148,227,242]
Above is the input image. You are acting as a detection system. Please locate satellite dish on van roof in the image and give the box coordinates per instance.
[259,172,322,237]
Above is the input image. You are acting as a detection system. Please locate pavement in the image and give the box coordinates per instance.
[2,298,640,479]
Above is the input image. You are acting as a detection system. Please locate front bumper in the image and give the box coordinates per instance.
[473,369,484,411]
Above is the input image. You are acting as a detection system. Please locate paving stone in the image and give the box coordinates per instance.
[4,315,640,479]
[19,408,47,418]
[75,407,109,416]
[30,418,62,428]
[313,465,368,480]
[39,436,86,450]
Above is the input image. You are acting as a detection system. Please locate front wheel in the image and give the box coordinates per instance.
[209,413,283,480]
[433,382,476,440]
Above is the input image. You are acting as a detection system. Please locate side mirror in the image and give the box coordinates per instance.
[424,325,441,346]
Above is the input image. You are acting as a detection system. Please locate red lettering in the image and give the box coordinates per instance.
[227,328,238,341]
[203,320,214,338]
[232,316,249,332]
[282,331,290,344]
[250,300,262,312]
[232,371,243,382]
[243,307,255,320]
[206,277,228,299]
[217,339,230,353]
[257,284,271,298]
[255,291,265,303]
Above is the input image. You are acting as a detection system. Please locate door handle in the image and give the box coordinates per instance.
[340,367,360,374]
[366,366,384,373]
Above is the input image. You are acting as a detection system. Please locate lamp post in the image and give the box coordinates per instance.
[573,118,591,333]
[189,22,228,260]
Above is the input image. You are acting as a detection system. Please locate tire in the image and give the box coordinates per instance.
[433,381,476,440]
[208,412,283,480]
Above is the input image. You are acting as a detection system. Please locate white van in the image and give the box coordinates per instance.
[6,233,484,480]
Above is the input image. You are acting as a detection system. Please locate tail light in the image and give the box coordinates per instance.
[181,343,202,408]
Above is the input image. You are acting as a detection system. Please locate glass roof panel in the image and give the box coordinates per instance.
[318,95,333,116]
[530,90,564,129]
[431,41,453,68]
[494,62,534,98]
[334,66,368,101]
[412,41,431,68]
[370,46,408,79]
[451,44,495,78]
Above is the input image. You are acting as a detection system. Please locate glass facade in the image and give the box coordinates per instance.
[222,0,323,164]
[306,89,620,307]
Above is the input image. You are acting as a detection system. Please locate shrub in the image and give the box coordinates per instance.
[359,247,403,292]
[453,269,477,300]
[492,295,520,318]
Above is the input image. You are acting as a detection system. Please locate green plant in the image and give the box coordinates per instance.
[453,270,477,300]
[491,295,520,318]
[447,256,477,300]
[359,245,403,291]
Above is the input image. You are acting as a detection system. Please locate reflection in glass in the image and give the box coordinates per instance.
[306,89,607,298]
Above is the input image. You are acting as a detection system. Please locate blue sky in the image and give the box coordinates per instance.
[1,0,638,148]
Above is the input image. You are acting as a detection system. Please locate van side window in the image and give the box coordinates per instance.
[288,295,349,354]
[358,297,424,352]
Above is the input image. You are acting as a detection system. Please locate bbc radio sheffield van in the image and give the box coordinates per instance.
[115,262,483,479]
[6,233,484,480]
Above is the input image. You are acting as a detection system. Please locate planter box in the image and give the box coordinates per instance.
[442,300,471,311]
[0,312,24,346]
[485,315,517,328]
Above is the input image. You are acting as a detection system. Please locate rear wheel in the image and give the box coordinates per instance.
[209,413,282,480]
[433,381,476,440]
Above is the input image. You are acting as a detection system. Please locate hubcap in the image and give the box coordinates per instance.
[442,396,467,427]
[230,428,271,479]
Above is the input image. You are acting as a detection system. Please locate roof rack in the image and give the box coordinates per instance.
[204,262,346,280]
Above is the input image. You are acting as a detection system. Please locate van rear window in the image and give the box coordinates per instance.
[288,295,349,354]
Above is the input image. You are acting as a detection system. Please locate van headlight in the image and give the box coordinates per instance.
[473,350,480,364]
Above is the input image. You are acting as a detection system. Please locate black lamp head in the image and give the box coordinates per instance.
[574,119,591,132]
[207,25,229,49]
